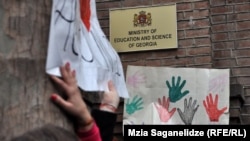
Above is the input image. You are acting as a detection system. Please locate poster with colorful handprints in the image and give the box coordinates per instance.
[123,65,230,125]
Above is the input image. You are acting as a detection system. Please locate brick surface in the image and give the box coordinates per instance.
[94,0,250,138]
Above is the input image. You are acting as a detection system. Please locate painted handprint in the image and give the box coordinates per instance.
[177,97,199,125]
[127,71,146,88]
[166,76,189,103]
[209,74,229,94]
[203,93,227,122]
[126,95,143,115]
[154,96,176,123]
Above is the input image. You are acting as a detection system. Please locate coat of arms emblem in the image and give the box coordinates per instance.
[133,11,152,27]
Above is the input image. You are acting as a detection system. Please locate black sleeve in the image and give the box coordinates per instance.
[91,109,117,141]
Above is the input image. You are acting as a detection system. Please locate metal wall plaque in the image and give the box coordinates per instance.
[110,4,177,52]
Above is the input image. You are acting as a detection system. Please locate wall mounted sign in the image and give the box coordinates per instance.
[110,4,177,52]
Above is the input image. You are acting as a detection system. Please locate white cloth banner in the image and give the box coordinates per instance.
[46,0,129,98]
[123,65,230,125]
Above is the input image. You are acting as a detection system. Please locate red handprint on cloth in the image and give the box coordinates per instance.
[203,93,227,122]
[154,96,176,123]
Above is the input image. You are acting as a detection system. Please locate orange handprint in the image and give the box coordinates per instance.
[203,93,227,122]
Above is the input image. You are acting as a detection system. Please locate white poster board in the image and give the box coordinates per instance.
[46,0,128,98]
[123,65,230,125]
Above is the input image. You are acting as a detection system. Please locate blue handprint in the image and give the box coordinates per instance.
[126,95,143,115]
[166,76,189,103]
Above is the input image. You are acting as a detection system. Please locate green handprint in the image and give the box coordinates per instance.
[166,76,189,103]
[126,95,143,115]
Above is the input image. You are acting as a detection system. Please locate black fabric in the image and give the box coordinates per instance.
[91,109,117,141]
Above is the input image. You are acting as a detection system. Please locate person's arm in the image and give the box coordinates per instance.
[76,122,101,141]
[92,80,119,141]
[50,62,101,141]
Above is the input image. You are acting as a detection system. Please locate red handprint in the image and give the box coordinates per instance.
[154,96,176,123]
[203,93,227,122]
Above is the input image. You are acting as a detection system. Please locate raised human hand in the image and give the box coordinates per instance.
[177,97,199,125]
[99,80,120,113]
[203,93,227,122]
[125,95,143,115]
[166,76,189,103]
[50,62,92,128]
[154,96,176,123]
